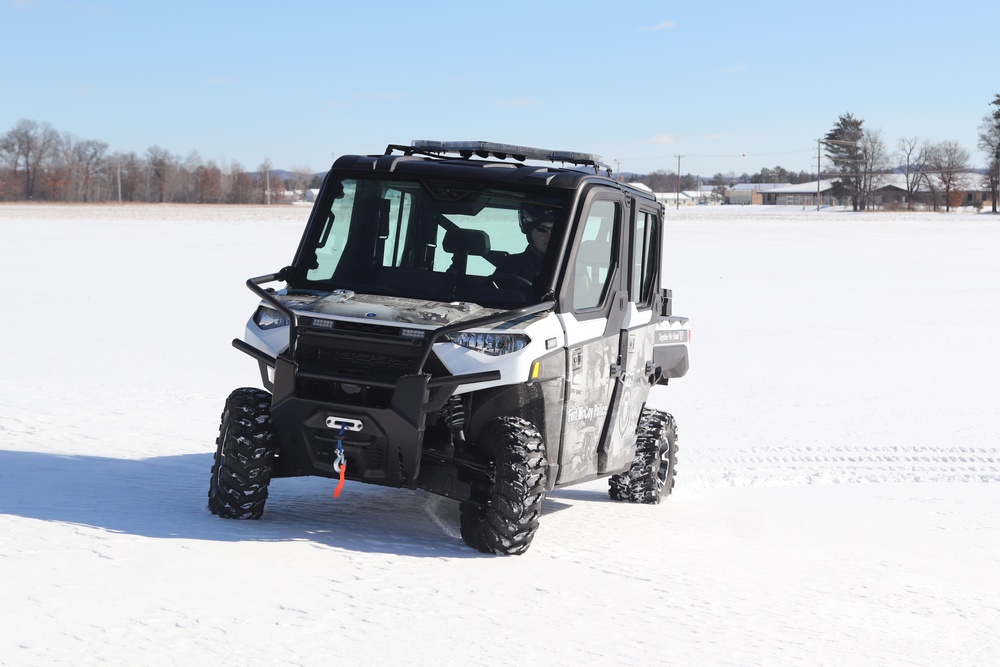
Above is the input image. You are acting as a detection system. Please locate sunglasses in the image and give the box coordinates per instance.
[533,224,554,234]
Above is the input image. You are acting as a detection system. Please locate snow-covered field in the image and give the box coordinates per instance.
[2,202,999,666]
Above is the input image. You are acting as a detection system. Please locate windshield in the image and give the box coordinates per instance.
[291,175,568,309]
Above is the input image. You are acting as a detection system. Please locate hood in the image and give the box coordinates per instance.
[276,290,505,328]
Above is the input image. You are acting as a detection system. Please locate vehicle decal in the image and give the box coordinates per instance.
[274,291,548,330]
[655,329,689,344]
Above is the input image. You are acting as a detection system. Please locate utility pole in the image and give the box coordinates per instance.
[674,155,683,210]
[817,139,822,211]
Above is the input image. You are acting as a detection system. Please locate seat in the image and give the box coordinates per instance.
[442,228,491,275]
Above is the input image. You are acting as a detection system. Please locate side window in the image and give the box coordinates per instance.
[381,188,414,268]
[631,209,659,307]
[307,179,355,281]
[573,199,619,310]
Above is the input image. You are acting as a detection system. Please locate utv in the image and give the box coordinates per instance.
[209,141,690,555]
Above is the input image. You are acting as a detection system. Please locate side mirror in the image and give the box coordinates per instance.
[660,288,673,317]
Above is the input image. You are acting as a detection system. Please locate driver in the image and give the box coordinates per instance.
[494,205,558,280]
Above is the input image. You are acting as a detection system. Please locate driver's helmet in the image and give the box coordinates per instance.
[518,205,559,235]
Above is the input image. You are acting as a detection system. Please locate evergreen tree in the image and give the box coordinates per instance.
[824,113,865,210]
[824,114,888,211]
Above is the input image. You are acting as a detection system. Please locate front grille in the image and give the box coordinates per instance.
[333,320,403,337]
[297,344,419,377]
[293,331,450,406]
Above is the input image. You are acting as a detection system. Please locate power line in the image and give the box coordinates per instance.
[618,147,816,162]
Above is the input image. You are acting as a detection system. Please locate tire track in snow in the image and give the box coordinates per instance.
[691,444,1000,488]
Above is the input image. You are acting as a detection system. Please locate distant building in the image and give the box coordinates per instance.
[725,183,791,205]
[692,185,723,205]
[760,180,839,206]
[655,191,696,206]
[745,172,994,209]
[653,185,722,207]
[869,172,992,209]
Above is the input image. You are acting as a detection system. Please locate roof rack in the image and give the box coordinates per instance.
[387,140,612,175]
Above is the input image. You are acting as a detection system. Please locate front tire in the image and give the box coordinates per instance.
[208,388,281,519]
[608,409,678,504]
[460,417,548,555]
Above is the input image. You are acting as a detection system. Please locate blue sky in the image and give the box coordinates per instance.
[3,0,998,177]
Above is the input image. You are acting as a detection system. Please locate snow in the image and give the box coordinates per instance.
[2,202,999,666]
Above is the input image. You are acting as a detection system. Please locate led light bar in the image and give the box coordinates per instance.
[409,140,607,170]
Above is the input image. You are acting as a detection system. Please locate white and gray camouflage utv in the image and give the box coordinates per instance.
[208,141,690,555]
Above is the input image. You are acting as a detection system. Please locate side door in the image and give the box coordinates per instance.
[614,201,663,455]
[556,192,630,482]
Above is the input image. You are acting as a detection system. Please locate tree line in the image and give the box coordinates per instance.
[628,166,817,195]
[0,119,319,204]
[5,103,1000,209]
[821,102,1000,213]
[625,96,1000,212]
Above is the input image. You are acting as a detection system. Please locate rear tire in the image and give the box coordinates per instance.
[460,417,548,555]
[208,388,281,519]
[608,409,678,504]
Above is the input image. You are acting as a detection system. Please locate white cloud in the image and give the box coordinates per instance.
[641,21,676,32]
[650,133,676,146]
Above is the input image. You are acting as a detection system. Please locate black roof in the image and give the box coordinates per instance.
[331,142,654,201]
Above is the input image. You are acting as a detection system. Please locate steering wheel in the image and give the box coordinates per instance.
[489,273,533,290]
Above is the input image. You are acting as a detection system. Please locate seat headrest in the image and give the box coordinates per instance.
[443,228,491,256]
[577,240,610,265]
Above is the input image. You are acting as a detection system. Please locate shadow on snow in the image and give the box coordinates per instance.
[0,449,506,558]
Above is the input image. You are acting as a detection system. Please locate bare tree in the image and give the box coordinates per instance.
[194,160,223,204]
[978,94,1000,213]
[169,150,199,203]
[895,137,929,210]
[857,128,890,209]
[287,164,315,202]
[257,158,278,204]
[145,146,176,203]
[711,171,739,198]
[1,119,62,199]
[925,141,972,212]
[108,151,143,202]
[65,136,109,202]
[228,160,255,204]
[748,166,792,185]
[629,169,676,192]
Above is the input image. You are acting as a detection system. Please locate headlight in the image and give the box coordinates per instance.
[253,306,290,330]
[445,332,530,356]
